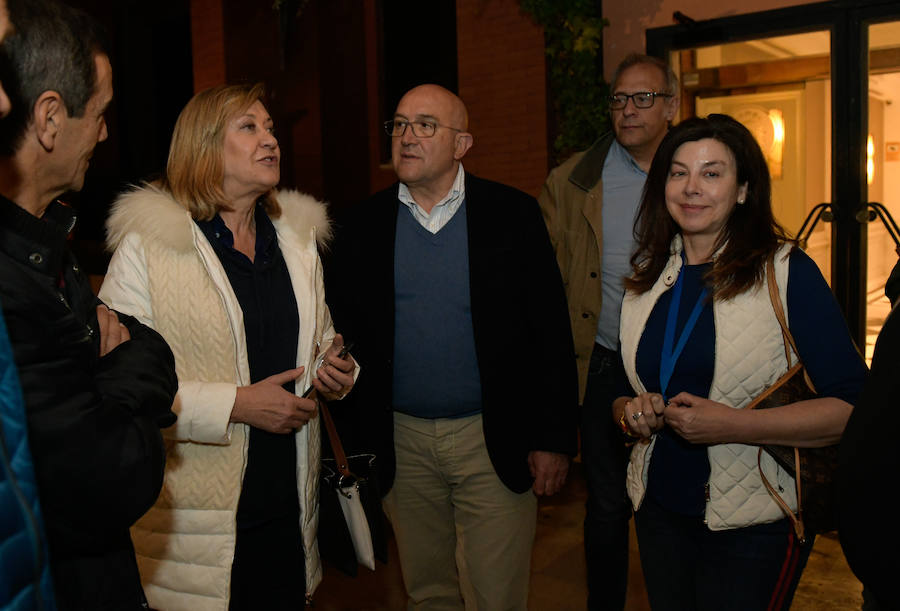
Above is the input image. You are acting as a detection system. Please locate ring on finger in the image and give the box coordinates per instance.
[632,411,643,421]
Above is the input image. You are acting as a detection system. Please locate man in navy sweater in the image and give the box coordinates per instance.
[326,84,578,610]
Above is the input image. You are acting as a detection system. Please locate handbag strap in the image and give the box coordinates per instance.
[757,447,806,543]
[757,252,813,542]
[765,254,816,393]
[318,395,356,481]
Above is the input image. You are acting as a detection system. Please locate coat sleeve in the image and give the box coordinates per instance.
[100,232,236,444]
[518,193,579,456]
[838,304,898,606]
[2,271,177,543]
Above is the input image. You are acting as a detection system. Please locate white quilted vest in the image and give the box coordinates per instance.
[112,191,327,609]
[620,237,798,530]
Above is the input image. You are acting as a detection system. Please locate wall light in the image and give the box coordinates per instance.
[867,134,875,185]
[768,109,784,179]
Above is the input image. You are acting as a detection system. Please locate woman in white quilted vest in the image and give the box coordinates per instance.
[98,83,357,610]
[612,114,866,610]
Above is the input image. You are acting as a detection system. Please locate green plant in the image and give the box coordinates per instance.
[520,0,610,163]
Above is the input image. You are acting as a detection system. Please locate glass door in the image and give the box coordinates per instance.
[670,31,833,283]
[647,0,900,362]
[865,20,900,360]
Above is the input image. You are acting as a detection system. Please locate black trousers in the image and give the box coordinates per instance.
[581,343,632,611]
[634,496,814,611]
[229,513,306,610]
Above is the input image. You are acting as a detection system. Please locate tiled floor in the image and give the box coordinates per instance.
[313,461,863,610]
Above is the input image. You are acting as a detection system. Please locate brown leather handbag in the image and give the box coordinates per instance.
[745,253,839,543]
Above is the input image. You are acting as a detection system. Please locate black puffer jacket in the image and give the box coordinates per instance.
[0,194,177,611]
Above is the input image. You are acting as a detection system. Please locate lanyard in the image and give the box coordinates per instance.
[659,262,709,401]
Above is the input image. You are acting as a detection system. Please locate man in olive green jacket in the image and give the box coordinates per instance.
[537,53,678,611]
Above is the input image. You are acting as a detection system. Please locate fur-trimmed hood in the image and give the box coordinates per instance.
[105,183,331,254]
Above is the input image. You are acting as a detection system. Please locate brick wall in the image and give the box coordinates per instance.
[190,0,226,92]
[456,0,549,197]
[188,0,326,199]
[188,0,550,202]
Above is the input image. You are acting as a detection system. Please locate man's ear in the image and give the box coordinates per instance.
[454,132,473,160]
[665,95,680,122]
[32,91,64,151]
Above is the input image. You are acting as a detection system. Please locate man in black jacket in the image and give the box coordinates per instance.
[838,259,900,611]
[0,2,57,609]
[0,1,177,609]
[326,84,578,610]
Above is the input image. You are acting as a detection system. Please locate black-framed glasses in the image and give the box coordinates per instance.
[384,119,464,138]
[608,91,673,110]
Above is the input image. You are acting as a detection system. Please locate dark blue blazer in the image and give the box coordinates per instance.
[325,172,578,494]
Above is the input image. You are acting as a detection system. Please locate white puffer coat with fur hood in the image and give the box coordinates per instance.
[99,184,341,610]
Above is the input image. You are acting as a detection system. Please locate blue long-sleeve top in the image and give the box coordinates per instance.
[621,248,867,516]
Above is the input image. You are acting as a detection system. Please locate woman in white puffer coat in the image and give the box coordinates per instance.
[99,83,357,611]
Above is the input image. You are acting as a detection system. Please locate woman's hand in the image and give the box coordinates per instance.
[231,367,317,434]
[664,392,738,444]
[311,333,357,401]
[667,392,851,447]
[621,392,667,440]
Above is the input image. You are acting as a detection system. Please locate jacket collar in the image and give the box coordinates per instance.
[105,184,331,255]
[0,193,74,278]
[568,132,616,193]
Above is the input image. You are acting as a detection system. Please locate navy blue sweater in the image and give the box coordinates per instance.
[392,202,483,419]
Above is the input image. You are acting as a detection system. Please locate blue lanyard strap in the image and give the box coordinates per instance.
[659,264,709,401]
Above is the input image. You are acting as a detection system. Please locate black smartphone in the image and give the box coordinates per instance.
[301,341,354,398]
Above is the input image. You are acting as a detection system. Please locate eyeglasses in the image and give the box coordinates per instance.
[384,119,464,138]
[608,92,673,110]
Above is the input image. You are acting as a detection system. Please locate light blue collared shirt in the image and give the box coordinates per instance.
[596,140,646,350]
[398,163,466,234]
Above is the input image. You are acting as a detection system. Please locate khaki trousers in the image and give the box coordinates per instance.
[384,412,537,611]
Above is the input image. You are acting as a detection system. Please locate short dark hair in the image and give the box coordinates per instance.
[611,53,678,95]
[626,114,791,300]
[0,0,109,155]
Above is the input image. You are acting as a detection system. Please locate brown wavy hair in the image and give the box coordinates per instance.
[625,113,791,300]
[162,83,280,221]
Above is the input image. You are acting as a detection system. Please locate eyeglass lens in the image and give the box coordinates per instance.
[610,92,660,109]
[385,120,436,138]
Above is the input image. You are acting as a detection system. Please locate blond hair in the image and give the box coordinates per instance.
[163,83,280,220]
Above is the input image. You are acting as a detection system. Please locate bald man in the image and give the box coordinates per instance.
[326,84,578,609]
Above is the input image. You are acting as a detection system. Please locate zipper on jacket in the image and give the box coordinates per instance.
[703,483,711,525]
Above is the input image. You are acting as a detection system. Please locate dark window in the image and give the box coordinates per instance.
[379,0,458,162]
[66,0,194,274]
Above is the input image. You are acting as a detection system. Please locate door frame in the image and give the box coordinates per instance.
[646,0,900,345]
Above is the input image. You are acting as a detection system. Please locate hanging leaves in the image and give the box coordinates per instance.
[520,0,610,163]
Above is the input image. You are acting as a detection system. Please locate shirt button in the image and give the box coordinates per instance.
[582,312,590,319]
[29,252,43,265]
[590,272,598,278]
